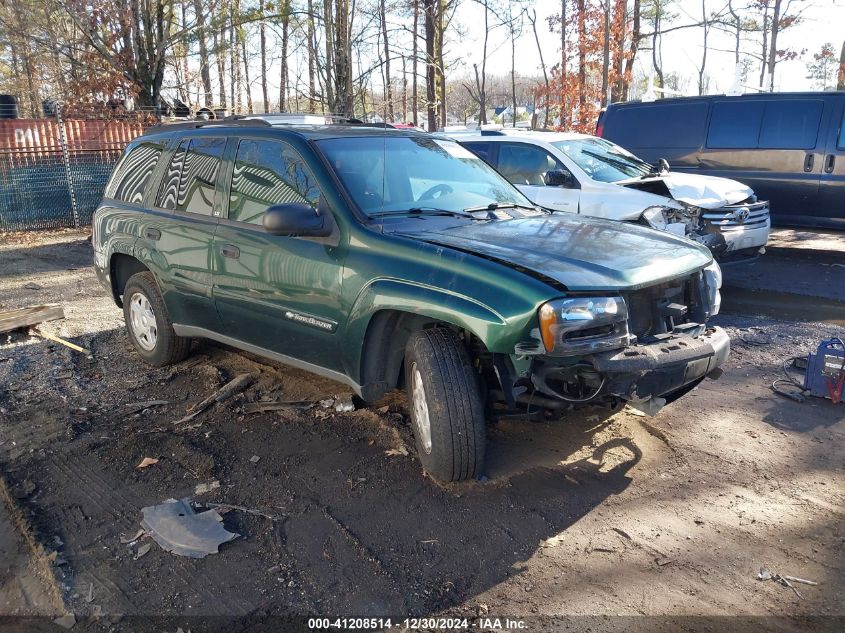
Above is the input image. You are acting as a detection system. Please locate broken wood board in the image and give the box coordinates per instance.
[0,304,64,333]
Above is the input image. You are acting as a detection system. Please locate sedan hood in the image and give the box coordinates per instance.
[395,214,712,291]
[618,172,754,209]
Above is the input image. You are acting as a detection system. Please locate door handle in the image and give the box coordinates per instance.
[803,153,814,172]
[824,154,835,174]
[144,228,161,241]
[220,244,240,259]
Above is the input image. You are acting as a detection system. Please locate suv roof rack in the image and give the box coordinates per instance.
[144,116,271,134]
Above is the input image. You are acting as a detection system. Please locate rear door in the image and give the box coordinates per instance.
[492,142,580,212]
[142,135,225,331]
[817,95,845,225]
[212,136,347,371]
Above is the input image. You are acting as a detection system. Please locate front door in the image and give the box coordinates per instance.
[494,142,580,213]
[212,137,347,372]
[817,96,845,224]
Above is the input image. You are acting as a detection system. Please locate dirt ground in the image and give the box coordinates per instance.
[0,229,843,632]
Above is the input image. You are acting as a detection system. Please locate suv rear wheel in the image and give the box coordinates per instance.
[123,272,191,366]
[404,328,486,482]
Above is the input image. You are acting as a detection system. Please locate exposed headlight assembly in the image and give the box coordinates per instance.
[702,260,722,317]
[641,206,669,231]
[538,296,631,355]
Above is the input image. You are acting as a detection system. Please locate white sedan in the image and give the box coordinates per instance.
[454,130,770,262]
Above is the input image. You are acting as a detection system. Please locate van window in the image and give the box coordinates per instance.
[604,102,708,149]
[707,101,764,148]
[156,140,189,209]
[173,137,226,215]
[106,141,164,204]
[228,139,320,225]
[838,110,845,150]
[759,100,823,149]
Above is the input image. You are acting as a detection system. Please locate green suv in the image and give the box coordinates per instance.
[93,118,729,482]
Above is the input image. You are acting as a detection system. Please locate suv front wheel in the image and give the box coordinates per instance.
[123,271,191,367]
[404,328,486,482]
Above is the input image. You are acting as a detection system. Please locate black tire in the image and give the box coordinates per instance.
[404,328,486,482]
[122,271,191,367]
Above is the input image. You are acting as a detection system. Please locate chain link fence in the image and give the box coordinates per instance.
[0,113,147,232]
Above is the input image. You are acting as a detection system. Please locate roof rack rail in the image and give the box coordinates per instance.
[143,116,271,134]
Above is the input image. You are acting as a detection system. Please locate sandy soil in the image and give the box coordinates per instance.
[0,230,842,632]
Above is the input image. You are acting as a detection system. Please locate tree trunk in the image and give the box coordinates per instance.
[215,9,227,108]
[529,9,550,128]
[193,0,213,107]
[307,0,316,110]
[324,0,336,112]
[412,0,419,125]
[560,0,567,127]
[380,0,394,121]
[578,0,586,109]
[510,11,517,127]
[280,7,289,110]
[838,40,845,90]
[436,0,447,128]
[241,26,253,113]
[233,0,243,112]
[759,1,770,86]
[423,0,437,131]
[767,0,782,90]
[621,0,640,100]
[402,54,408,121]
[259,0,269,112]
[652,4,664,88]
[698,0,708,95]
[331,0,354,116]
[601,0,610,107]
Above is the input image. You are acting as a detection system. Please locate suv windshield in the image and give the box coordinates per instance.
[551,137,652,183]
[316,135,532,216]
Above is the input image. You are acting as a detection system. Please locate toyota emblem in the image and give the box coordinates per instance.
[732,207,749,223]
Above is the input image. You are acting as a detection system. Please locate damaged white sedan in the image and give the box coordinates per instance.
[457,131,770,263]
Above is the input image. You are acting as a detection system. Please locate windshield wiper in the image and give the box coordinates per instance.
[369,206,481,219]
[582,149,651,177]
[463,202,539,214]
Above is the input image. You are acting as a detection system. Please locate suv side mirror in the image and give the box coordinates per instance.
[544,169,576,188]
[263,203,331,237]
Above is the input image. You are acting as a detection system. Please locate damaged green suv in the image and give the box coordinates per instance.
[93,118,729,482]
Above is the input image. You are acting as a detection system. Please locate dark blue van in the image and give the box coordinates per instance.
[598,92,845,229]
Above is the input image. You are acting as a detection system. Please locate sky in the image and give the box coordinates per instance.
[450,0,845,96]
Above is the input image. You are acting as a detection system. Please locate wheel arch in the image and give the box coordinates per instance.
[109,253,152,307]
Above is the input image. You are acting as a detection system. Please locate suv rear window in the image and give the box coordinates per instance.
[158,137,226,215]
[106,141,164,204]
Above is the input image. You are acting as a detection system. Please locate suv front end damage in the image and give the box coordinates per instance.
[509,264,728,416]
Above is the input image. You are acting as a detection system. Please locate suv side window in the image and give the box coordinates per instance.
[156,140,189,210]
[496,143,564,186]
[228,138,320,225]
[759,100,823,149]
[106,141,164,204]
[707,101,764,149]
[165,137,226,215]
[839,109,845,150]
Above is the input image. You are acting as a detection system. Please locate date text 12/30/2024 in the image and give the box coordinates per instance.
[307,617,528,630]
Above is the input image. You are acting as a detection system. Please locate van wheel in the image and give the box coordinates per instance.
[404,328,486,482]
[123,272,191,367]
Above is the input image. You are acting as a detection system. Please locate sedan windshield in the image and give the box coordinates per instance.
[551,137,652,183]
[316,135,533,216]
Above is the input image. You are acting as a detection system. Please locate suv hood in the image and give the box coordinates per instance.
[394,214,712,291]
[617,172,754,209]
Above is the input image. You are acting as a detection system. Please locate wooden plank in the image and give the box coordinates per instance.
[0,304,65,333]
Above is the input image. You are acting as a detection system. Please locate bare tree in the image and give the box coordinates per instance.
[528,9,549,128]
[839,40,845,90]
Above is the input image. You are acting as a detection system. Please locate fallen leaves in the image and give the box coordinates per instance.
[136,457,159,469]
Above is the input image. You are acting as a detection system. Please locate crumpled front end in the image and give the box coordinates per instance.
[512,266,729,416]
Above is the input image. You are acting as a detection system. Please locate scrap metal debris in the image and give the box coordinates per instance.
[119,529,145,545]
[384,447,409,457]
[205,502,284,522]
[133,543,152,560]
[194,480,220,495]
[334,394,356,412]
[757,566,819,598]
[140,498,239,558]
[52,614,76,630]
[136,457,159,469]
[175,373,255,425]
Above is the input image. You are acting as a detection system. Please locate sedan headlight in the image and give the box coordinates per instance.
[702,260,722,317]
[538,296,631,355]
[641,206,668,231]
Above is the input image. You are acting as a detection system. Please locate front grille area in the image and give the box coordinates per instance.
[702,200,770,231]
[625,275,703,340]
